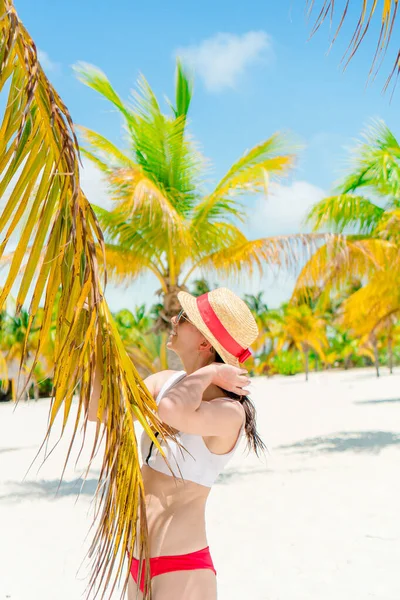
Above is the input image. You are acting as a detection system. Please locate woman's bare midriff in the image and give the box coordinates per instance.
[134,464,211,558]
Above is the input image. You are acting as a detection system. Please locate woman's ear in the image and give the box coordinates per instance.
[199,338,213,352]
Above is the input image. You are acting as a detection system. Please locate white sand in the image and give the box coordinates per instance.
[0,367,399,600]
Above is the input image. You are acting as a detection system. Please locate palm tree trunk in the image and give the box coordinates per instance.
[372,338,380,378]
[388,335,393,374]
[304,347,309,382]
[160,331,169,369]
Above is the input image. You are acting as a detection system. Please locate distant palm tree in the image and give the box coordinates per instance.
[270,303,329,381]
[114,306,162,375]
[190,278,218,297]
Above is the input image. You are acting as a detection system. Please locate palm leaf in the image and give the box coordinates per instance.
[0,4,170,599]
[78,125,135,169]
[339,268,400,336]
[193,134,295,226]
[306,194,385,234]
[292,236,398,302]
[195,232,332,279]
[339,121,400,200]
[307,0,400,91]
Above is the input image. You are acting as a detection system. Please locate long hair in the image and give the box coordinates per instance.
[214,352,268,457]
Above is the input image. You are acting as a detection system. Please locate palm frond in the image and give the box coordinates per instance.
[78,125,135,169]
[0,4,169,599]
[306,194,385,234]
[174,59,193,119]
[339,269,400,336]
[292,236,398,302]
[97,242,164,286]
[307,0,400,91]
[193,134,294,226]
[340,120,400,199]
[74,61,134,123]
[107,166,192,241]
[195,233,332,279]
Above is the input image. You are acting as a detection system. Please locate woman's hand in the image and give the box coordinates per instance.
[210,363,251,396]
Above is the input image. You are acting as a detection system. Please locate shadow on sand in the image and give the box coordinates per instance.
[276,431,400,455]
[216,464,314,485]
[355,398,400,405]
[0,477,99,503]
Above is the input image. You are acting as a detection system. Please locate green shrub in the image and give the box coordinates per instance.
[270,351,304,376]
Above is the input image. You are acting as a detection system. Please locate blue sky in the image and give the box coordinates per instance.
[13,0,400,311]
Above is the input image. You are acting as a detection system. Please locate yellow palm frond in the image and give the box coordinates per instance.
[96,242,165,288]
[292,237,398,303]
[340,269,400,336]
[0,3,169,598]
[108,167,192,243]
[197,233,333,279]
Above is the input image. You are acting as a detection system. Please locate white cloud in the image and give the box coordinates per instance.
[247,180,326,237]
[176,31,272,92]
[37,49,59,73]
[80,158,114,210]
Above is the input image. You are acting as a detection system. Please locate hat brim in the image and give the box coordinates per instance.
[177,291,240,367]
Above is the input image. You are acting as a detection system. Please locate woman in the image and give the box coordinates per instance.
[89,287,265,600]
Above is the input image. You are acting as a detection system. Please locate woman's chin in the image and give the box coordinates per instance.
[166,334,176,349]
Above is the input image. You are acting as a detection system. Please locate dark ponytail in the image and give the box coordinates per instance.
[214,352,268,457]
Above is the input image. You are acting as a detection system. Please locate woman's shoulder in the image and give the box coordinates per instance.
[143,370,183,398]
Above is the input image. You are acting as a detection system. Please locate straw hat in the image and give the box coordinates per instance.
[177,287,259,367]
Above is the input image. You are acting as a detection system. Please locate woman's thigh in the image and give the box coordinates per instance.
[127,573,144,600]
[151,569,217,600]
[127,568,217,600]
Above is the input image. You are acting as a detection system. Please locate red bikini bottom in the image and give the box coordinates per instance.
[129,546,217,593]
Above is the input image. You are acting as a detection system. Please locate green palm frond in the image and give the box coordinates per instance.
[74,61,134,123]
[306,0,399,91]
[340,121,400,199]
[193,134,295,227]
[78,126,135,169]
[306,194,385,234]
[173,59,193,119]
[0,4,171,599]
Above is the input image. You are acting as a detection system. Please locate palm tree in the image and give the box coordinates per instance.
[190,278,218,297]
[293,121,400,344]
[269,303,329,381]
[75,61,322,364]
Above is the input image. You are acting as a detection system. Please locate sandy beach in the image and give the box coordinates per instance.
[0,367,399,600]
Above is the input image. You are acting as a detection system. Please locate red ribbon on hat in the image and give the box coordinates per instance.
[196,293,252,363]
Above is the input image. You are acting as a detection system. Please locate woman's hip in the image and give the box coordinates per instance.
[128,546,217,598]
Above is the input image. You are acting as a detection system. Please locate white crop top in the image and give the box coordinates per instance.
[140,371,245,488]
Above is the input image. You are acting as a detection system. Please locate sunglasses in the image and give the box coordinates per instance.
[176,309,191,325]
